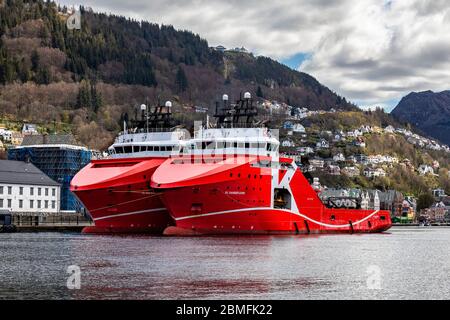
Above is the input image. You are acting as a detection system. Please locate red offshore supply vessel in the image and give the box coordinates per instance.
[152,93,392,235]
[70,101,188,234]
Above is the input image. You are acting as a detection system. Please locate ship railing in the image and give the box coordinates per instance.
[118,127,175,135]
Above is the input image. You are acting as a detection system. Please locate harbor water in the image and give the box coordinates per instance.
[1,227,450,300]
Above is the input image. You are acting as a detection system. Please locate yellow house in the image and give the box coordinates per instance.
[11,132,24,146]
[372,126,383,134]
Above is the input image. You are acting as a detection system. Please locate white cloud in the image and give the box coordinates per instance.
[59,0,450,110]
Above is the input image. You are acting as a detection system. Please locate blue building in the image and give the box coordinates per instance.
[8,134,93,212]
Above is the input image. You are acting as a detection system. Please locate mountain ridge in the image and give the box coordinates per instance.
[391,90,450,145]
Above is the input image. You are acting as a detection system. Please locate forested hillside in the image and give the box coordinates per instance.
[0,0,355,149]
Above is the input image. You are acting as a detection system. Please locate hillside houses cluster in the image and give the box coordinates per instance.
[258,100,337,119]
[0,123,39,148]
[211,45,250,54]
[392,127,450,153]
[280,120,450,181]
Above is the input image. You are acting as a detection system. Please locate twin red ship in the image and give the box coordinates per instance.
[71,93,392,235]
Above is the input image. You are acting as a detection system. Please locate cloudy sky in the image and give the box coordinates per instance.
[58,0,450,112]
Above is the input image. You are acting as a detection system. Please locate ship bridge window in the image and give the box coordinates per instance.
[160,146,166,152]
[124,146,132,153]
[245,143,250,148]
[250,143,258,149]
[114,147,123,153]
[147,146,154,151]
[154,146,160,152]
[167,146,173,151]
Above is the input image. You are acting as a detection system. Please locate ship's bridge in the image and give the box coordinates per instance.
[108,129,189,158]
[183,126,279,158]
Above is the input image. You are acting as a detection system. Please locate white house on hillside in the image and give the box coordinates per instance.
[293,123,306,133]
[316,139,329,149]
[22,123,38,135]
[418,164,434,176]
[281,139,295,147]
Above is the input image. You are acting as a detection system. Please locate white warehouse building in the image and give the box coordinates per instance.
[0,160,61,214]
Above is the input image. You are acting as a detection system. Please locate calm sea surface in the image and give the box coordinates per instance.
[1,227,450,300]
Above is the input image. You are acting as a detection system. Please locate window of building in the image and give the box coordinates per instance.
[38,188,41,196]
[19,187,23,195]
[37,200,41,208]
[7,186,12,195]
[7,199,12,208]
[45,188,49,196]
[52,188,56,197]
[0,186,3,194]
[19,200,23,208]
[30,200,34,208]
[52,201,56,209]
[45,200,48,209]
[0,199,3,207]
[30,187,34,196]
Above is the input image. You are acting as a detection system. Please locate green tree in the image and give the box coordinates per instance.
[77,80,92,108]
[416,193,435,212]
[35,67,51,84]
[91,84,103,113]
[31,50,39,72]
[256,86,263,98]
[176,66,188,92]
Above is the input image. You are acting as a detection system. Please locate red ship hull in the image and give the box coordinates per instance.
[70,157,174,234]
[152,155,392,235]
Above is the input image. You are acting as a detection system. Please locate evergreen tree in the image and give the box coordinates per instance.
[35,67,50,84]
[77,80,92,108]
[176,66,188,92]
[31,50,39,72]
[256,86,263,98]
[91,83,103,113]
[0,63,5,85]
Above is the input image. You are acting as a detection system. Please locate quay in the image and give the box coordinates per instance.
[11,213,92,233]
[392,223,450,227]
[15,224,90,232]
